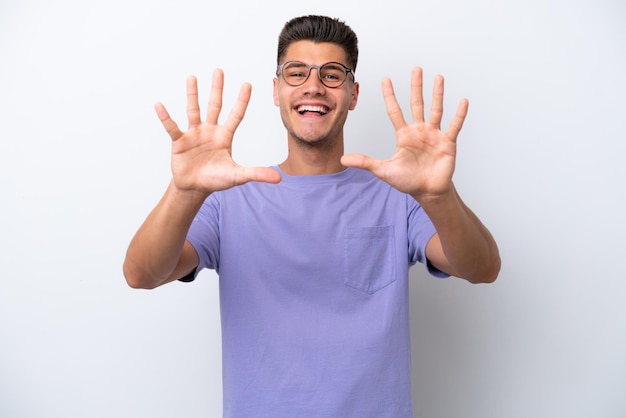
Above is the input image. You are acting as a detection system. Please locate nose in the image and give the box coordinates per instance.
[302,67,326,92]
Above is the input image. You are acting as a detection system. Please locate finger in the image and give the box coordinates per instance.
[341,153,383,174]
[429,74,444,128]
[206,68,224,125]
[186,75,201,128]
[236,166,282,185]
[410,67,425,123]
[382,77,407,131]
[223,82,252,135]
[155,102,183,140]
[447,98,469,141]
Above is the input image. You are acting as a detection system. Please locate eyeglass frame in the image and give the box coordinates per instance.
[276,60,355,88]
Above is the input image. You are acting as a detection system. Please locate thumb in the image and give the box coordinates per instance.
[341,153,381,172]
[237,166,282,185]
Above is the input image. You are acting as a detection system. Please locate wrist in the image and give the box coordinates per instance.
[411,185,457,210]
[167,180,211,207]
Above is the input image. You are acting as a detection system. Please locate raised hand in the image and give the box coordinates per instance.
[341,67,468,203]
[155,69,281,195]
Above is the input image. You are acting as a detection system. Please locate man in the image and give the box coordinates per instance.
[124,15,500,418]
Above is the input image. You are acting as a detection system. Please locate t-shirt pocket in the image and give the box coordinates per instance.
[343,225,397,294]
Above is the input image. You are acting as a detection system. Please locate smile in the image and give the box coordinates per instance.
[297,105,328,115]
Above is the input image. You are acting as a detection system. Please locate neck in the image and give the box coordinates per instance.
[280,141,345,176]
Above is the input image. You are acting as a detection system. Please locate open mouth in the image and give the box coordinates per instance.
[297,105,328,115]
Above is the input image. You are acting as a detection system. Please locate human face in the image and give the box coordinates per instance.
[273,40,359,149]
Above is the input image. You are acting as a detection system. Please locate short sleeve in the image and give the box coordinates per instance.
[183,194,221,281]
[406,195,450,278]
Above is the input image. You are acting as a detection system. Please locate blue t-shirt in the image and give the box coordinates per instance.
[186,166,446,418]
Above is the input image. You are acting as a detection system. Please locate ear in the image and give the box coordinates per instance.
[349,81,360,110]
[273,78,280,106]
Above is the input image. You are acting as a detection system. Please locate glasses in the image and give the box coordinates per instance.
[277,61,355,88]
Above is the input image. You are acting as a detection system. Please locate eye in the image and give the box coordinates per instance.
[320,65,345,81]
[288,71,306,79]
[283,62,308,79]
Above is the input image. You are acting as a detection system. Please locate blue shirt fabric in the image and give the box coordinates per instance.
[186,166,447,418]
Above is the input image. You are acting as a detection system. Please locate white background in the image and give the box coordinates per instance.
[1,0,625,417]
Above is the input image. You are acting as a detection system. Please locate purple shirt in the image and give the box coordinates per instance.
[186,167,446,418]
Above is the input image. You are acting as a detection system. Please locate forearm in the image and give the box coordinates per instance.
[416,185,501,284]
[123,181,208,289]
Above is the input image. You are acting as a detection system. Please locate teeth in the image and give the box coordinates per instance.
[297,105,327,115]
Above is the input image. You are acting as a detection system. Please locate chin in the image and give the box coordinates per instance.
[292,133,334,148]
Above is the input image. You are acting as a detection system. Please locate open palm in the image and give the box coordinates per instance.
[155,69,280,195]
[342,67,468,201]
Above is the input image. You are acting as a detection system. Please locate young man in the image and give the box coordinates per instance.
[124,15,500,418]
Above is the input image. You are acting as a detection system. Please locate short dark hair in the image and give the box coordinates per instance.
[277,15,359,73]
